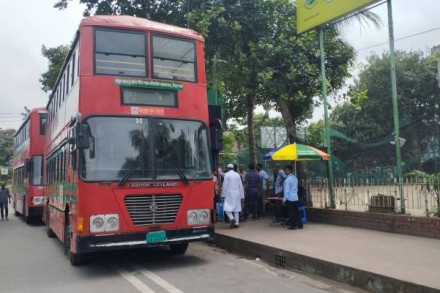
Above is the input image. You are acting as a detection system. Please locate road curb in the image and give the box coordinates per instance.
[214,233,440,293]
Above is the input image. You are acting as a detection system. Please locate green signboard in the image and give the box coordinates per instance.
[115,78,183,91]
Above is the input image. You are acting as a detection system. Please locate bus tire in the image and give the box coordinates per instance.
[46,207,56,238]
[64,211,86,266]
[64,212,71,256]
[25,216,32,224]
[169,243,189,255]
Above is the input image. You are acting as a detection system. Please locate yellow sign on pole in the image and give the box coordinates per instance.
[297,0,380,34]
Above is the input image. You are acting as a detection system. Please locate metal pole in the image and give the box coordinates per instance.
[319,28,335,208]
[387,0,405,214]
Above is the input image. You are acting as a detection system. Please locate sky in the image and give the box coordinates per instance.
[1,0,440,130]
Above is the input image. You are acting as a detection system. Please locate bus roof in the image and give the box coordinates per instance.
[80,15,204,41]
[14,108,46,138]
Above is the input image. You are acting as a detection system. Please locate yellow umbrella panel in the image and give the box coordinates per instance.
[264,143,330,161]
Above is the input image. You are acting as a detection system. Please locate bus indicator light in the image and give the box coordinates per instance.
[77,217,84,233]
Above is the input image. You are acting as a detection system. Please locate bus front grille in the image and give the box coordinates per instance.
[124,194,182,226]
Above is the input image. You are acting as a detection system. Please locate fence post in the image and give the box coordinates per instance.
[344,188,348,211]
[424,178,429,217]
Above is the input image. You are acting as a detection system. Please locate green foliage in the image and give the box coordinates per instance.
[40,45,70,93]
[249,0,355,142]
[0,128,15,181]
[221,131,237,164]
[347,51,440,140]
[306,120,325,146]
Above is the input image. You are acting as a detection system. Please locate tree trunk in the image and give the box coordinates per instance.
[279,99,307,179]
[247,96,257,165]
[279,99,297,142]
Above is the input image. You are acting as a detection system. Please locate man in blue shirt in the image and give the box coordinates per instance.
[282,166,303,230]
[244,164,261,220]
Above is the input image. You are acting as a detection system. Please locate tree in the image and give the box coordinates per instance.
[348,51,440,139]
[325,51,440,174]
[221,131,237,164]
[40,45,70,92]
[306,120,325,147]
[53,0,358,170]
[0,128,15,175]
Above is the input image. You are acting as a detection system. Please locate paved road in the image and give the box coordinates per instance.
[0,205,364,293]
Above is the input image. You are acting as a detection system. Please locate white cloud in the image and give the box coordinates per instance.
[0,0,85,129]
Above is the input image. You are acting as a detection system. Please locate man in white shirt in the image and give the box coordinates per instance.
[221,164,245,228]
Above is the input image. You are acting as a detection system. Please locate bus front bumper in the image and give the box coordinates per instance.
[77,226,214,253]
[28,206,43,217]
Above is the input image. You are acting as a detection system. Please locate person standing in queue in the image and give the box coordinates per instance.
[221,164,244,229]
[244,164,261,220]
[0,182,11,221]
[272,164,286,222]
[256,163,269,217]
[282,166,303,230]
[238,164,247,184]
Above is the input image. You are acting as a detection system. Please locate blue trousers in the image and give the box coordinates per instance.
[0,202,8,219]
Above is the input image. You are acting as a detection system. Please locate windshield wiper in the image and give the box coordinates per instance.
[118,169,138,187]
[175,167,189,185]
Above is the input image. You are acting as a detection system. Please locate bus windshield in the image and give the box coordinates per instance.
[81,116,211,182]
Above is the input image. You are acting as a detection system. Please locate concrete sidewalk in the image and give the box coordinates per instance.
[214,219,440,293]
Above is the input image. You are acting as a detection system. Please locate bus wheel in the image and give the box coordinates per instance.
[46,207,55,238]
[169,243,189,255]
[64,213,86,266]
[64,213,71,256]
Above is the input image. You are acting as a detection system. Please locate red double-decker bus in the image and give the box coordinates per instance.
[12,108,47,223]
[43,15,214,265]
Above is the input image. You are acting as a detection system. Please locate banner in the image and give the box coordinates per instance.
[297,0,381,34]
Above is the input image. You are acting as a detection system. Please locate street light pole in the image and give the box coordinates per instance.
[319,28,335,208]
[387,0,405,214]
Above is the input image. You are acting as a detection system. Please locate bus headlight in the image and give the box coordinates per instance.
[90,215,106,232]
[33,196,44,205]
[188,212,198,224]
[187,209,210,225]
[90,214,119,232]
[105,214,119,232]
[200,211,209,222]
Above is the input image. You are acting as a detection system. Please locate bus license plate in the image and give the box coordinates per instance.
[146,231,166,243]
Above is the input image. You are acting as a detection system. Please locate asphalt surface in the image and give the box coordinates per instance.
[0,204,365,293]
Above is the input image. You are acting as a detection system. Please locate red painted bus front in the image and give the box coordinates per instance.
[44,16,214,264]
[12,108,47,223]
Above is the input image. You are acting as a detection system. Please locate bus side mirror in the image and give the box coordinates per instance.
[76,124,91,150]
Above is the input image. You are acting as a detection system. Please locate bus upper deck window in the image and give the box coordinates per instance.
[152,35,196,82]
[95,29,146,77]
